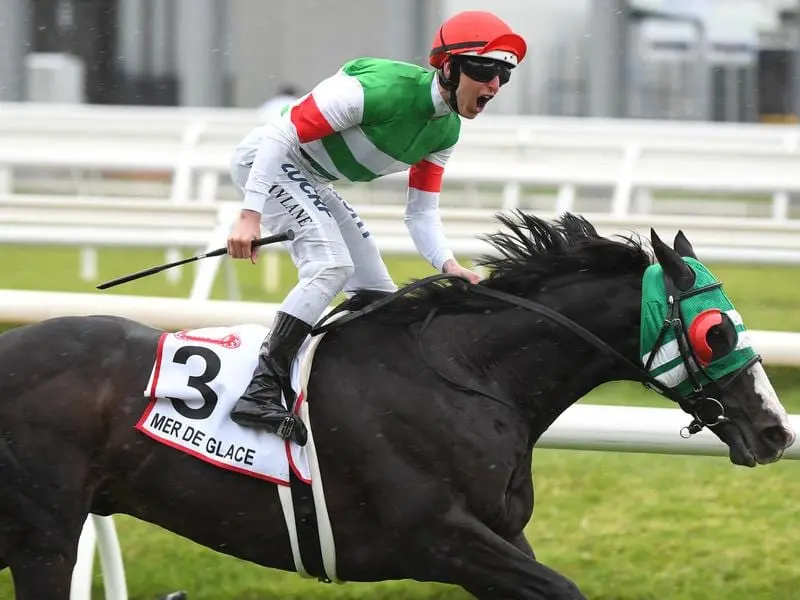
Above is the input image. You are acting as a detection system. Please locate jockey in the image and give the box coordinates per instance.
[226,10,527,446]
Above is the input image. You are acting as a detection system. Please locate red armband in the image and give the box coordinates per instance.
[290,95,335,143]
[409,160,445,193]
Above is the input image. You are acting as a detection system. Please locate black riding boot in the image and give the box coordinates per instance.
[229,311,311,445]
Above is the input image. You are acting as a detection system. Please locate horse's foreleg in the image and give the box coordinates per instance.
[509,531,536,559]
[422,510,586,600]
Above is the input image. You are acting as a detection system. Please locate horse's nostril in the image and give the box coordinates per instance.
[762,425,795,450]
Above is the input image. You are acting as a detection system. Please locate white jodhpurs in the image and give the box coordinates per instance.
[231,151,397,326]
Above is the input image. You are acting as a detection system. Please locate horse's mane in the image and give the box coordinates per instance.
[337,211,652,324]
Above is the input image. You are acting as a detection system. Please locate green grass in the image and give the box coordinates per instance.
[1,245,800,599]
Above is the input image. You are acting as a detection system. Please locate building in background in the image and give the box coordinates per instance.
[1,0,800,123]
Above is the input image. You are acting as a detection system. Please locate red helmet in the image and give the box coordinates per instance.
[429,11,527,70]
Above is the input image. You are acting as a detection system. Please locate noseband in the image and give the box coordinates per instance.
[313,272,760,435]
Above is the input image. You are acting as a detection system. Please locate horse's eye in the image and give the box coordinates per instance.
[688,309,738,366]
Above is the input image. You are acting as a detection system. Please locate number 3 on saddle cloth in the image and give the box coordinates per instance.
[136,323,339,582]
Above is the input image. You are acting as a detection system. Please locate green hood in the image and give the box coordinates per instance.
[640,257,755,396]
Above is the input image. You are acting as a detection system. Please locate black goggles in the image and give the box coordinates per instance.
[457,57,512,86]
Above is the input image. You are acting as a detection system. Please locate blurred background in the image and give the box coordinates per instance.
[3,1,800,599]
[3,0,800,121]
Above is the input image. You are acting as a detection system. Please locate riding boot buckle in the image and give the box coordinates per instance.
[276,416,296,440]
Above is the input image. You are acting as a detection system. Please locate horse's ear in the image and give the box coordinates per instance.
[651,229,696,291]
[673,230,698,259]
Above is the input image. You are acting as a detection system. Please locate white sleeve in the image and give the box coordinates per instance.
[240,116,297,213]
[404,146,455,271]
[241,71,365,213]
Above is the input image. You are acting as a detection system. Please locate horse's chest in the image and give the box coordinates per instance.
[471,453,534,534]
[457,464,532,533]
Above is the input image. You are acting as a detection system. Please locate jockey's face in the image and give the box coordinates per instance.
[444,58,507,119]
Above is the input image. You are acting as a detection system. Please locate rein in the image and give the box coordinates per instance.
[312,272,758,435]
[312,274,460,334]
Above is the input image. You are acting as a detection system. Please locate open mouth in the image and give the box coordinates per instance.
[476,95,493,110]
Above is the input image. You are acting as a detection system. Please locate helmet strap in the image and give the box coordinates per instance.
[437,58,461,115]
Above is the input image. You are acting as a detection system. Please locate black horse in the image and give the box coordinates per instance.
[0,213,793,599]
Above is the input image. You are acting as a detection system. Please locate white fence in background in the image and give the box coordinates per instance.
[5,195,800,307]
[4,102,800,303]
[3,289,800,367]
[0,292,790,599]
[2,102,800,219]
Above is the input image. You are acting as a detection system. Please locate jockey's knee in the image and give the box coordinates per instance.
[302,257,355,296]
[344,274,396,297]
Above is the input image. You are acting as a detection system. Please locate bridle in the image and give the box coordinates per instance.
[641,272,761,436]
[313,271,760,436]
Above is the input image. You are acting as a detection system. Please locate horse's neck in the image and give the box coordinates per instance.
[445,274,643,438]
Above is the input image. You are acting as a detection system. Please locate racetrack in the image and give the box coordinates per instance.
[1,245,799,599]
